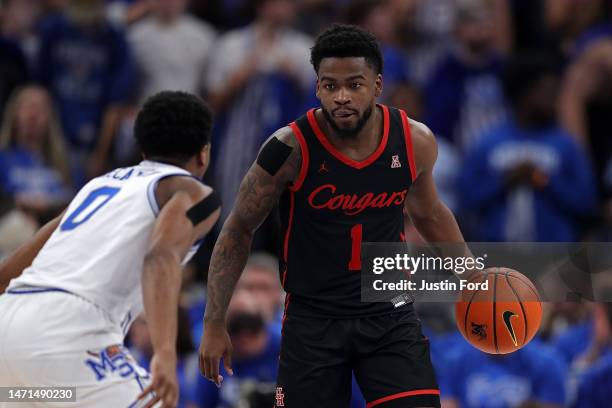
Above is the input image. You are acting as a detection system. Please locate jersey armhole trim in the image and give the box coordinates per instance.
[289,122,309,192]
[399,109,417,182]
[146,173,200,216]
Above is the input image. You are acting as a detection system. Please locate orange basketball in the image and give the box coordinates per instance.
[455,267,542,354]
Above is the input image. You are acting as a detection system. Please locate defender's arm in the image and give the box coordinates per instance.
[143,176,220,356]
[139,176,220,407]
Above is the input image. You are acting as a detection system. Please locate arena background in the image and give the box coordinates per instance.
[0,0,611,407]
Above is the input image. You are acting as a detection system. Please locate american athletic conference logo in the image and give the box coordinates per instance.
[391,154,402,168]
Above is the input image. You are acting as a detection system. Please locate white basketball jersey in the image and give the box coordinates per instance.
[9,160,202,333]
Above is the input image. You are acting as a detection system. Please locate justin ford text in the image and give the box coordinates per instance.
[370,254,488,291]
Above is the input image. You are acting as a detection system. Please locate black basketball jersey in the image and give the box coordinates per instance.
[279,104,416,317]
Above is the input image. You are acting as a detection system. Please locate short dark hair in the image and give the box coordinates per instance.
[502,53,559,107]
[134,91,213,163]
[310,24,383,75]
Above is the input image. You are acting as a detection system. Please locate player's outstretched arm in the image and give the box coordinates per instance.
[404,120,465,244]
[200,127,301,386]
[0,211,64,294]
[139,177,220,408]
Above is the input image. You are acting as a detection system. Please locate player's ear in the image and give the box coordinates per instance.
[315,78,321,100]
[198,144,211,173]
[375,74,383,98]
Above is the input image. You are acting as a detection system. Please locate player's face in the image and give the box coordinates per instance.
[316,57,382,139]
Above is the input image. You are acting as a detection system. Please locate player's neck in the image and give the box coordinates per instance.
[316,105,383,159]
[146,156,191,172]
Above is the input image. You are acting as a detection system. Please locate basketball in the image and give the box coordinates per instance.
[455,268,542,354]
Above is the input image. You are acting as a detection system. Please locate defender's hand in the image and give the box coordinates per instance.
[199,322,234,387]
[138,351,179,408]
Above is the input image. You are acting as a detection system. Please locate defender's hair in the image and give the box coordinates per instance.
[134,91,213,163]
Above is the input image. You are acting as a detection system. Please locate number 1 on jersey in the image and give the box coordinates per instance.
[348,224,362,271]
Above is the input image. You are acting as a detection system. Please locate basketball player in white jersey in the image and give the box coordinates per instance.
[0,91,220,408]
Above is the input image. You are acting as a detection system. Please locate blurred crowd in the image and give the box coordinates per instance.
[0,0,611,407]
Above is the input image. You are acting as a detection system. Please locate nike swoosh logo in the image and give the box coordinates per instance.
[503,310,518,347]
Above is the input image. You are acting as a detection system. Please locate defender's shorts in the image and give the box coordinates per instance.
[0,288,156,407]
[275,305,440,408]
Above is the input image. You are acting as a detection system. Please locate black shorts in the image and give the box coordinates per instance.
[275,306,440,408]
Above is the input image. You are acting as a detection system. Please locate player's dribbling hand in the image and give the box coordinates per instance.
[199,322,234,387]
[138,351,179,408]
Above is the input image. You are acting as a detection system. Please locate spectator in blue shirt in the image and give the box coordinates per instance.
[36,0,136,184]
[423,0,508,149]
[444,340,566,408]
[458,54,598,242]
[0,85,72,224]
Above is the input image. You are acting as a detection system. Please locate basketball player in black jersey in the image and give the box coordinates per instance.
[200,25,468,407]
